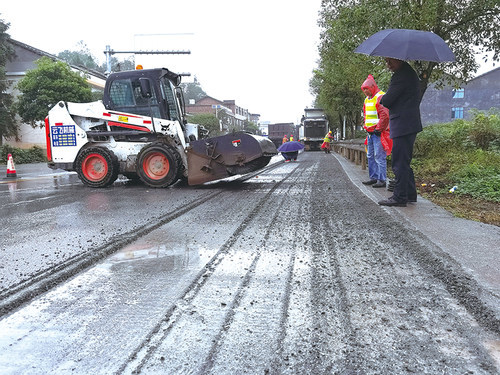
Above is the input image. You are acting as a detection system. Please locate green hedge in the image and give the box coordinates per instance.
[413,111,500,202]
[0,145,47,164]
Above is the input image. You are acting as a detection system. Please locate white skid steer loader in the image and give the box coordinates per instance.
[45,67,277,188]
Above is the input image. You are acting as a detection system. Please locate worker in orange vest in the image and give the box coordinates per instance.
[282,134,288,144]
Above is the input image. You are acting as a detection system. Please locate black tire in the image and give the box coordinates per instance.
[136,143,180,187]
[75,147,119,188]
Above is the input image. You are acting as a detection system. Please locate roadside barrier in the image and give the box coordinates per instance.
[332,141,367,170]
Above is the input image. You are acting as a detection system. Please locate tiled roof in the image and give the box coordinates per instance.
[8,38,107,80]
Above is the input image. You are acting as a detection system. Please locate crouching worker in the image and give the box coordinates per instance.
[361,74,392,188]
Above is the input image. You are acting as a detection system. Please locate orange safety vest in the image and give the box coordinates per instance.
[282,136,288,144]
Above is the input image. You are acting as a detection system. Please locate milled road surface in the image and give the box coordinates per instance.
[0,152,499,374]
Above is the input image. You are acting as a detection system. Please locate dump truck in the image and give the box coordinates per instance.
[300,108,329,151]
[45,67,277,188]
[267,122,295,148]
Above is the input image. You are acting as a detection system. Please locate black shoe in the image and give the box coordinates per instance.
[362,179,377,185]
[378,197,407,207]
[372,181,386,188]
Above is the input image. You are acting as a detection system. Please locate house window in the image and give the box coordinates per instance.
[452,88,464,98]
[451,107,464,119]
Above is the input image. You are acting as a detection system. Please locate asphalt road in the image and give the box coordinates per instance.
[0,153,499,374]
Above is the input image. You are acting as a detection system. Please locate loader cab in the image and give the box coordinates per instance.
[103,68,185,125]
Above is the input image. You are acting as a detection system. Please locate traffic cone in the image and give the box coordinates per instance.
[6,153,17,178]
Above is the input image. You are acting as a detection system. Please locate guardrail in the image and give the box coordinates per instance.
[331,140,367,170]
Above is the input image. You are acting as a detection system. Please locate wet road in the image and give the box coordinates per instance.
[0,154,499,374]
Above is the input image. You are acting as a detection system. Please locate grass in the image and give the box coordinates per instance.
[418,191,500,227]
[409,111,500,227]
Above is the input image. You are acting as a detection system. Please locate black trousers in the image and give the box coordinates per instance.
[391,133,417,202]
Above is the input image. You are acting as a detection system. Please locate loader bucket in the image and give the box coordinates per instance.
[186,132,277,185]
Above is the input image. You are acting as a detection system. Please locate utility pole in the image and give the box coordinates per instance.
[103,45,191,75]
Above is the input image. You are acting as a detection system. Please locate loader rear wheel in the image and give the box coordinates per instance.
[76,147,119,188]
[136,143,180,188]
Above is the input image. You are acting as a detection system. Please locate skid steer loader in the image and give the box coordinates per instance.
[45,67,277,188]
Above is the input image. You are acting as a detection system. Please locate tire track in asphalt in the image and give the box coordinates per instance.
[119,161,303,374]
[201,160,315,374]
[0,189,224,317]
[273,155,358,374]
[314,155,499,373]
[0,159,285,317]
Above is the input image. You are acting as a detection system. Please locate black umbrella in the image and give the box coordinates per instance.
[355,29,455,62]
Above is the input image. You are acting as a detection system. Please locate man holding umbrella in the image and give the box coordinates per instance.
[355,29,455,207]
[377,58,422,206]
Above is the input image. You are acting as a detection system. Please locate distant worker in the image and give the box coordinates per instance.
[361,74,391,188]
[289,134,294,141]
[321,131,334,153]
[282,134,288,144]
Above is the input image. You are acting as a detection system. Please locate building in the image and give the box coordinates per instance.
[3,39,106,149]
[186,96,254,131]
[258,121,270,136]
[420,67,500,125]
[249,113,260,125]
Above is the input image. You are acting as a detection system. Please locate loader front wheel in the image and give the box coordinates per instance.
[136,144,180,187]
[76,147,119,188]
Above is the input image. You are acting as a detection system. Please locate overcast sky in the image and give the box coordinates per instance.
[2,2,496,125]
[2,0,322,124]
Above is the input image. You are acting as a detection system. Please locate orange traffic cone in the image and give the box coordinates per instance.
[6,153,17,178]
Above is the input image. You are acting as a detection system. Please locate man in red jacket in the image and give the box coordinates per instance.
[361,74,392,188]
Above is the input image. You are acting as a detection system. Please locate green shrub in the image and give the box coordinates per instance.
[0,145,46,164]
[413,112,500,202]
[414,119,473,157]
[467,110,500,151]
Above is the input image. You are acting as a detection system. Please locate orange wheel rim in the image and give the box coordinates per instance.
[82,154,108,181]
[143,152,170,180]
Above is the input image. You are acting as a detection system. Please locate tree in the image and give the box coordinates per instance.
[16,57,93,127]
[0,18,18,145]
[243,120,259,134]
[58,41,135,73]
[57,41,100,71]
[188,113,222,136]
[314,0,500,137]
[100,55,135,73]
[181,76,207,103]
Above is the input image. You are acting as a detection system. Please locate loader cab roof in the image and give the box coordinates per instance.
[106,68,182,87]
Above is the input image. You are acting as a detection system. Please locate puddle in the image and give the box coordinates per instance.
[110,242,184,262]
[107,236,214,269]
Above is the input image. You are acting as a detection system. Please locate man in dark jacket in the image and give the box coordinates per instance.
[378,58,422,207]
